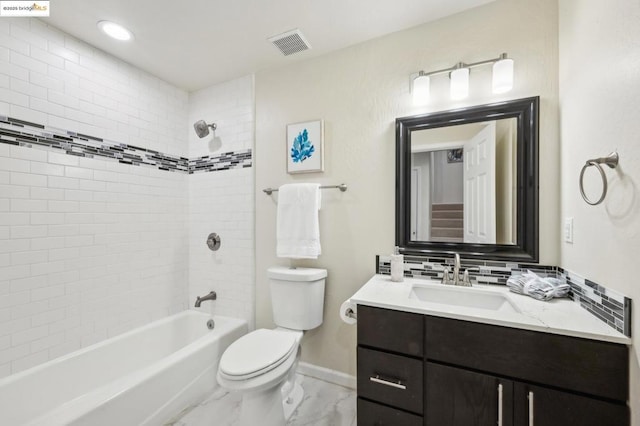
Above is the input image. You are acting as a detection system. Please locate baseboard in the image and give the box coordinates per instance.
[297,361,356,390]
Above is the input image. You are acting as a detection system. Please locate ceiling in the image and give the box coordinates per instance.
[45,0,494,92]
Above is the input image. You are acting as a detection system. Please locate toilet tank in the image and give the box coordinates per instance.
[268,267,327,330]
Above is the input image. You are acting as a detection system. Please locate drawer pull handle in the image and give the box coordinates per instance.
[528,391,535,426]
[369,375,407,390]
[497,383,503,426]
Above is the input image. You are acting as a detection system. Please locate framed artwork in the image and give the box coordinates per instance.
[287,120,324,173]
[447,148,464,163]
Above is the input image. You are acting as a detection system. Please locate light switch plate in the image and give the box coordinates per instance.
[564,217,573,243]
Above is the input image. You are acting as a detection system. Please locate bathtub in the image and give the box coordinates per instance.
[0,310,247,426]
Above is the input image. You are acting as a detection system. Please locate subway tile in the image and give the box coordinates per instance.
[0,239,29,254]
[30,161,65,177]
[30,212,65,225]
[64,166,93,179]
[10,225,47,239]
[48,176,78,190]
[0,157,30,172]
[10,146,47,162]
[10,77,47,99]
[48,151,78,167]
[47,224,78,237]
[10,172,47,187]
[30,186,64,200]
[29,97,65,117]
[11,350,49,373]
[11,249,47,265]
[0,33,29,55]
[48,200,78,212]
[9,23,47,50]
[30,331,64,352]
[0,212,29,225]
[10,198,47,212]
[0,86,28,107]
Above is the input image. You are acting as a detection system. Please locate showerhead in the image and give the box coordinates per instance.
[194,120,217,138]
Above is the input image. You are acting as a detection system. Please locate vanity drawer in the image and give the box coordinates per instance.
[357,347,423,415]
[358,305,423,356]
[357,398,422,426]
[425,316,628,401]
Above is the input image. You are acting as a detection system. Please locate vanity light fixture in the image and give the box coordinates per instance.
[411,53,513,104]
[97,20,133,41]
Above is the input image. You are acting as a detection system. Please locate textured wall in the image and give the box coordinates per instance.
[559,1,640,423]
[255,0,559,376]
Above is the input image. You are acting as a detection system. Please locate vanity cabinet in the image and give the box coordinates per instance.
[357,305,629,426]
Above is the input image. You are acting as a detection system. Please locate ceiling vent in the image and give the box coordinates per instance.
[268,29,311,56]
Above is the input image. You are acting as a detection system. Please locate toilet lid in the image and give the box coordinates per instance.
[219,329,297,379]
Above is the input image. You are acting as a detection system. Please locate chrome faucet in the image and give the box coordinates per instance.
[195,291,217,307]
[442,253,472,287]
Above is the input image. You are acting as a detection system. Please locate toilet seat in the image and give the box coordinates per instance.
[218,329,297,381]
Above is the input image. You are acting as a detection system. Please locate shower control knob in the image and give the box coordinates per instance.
[206,233,221,251]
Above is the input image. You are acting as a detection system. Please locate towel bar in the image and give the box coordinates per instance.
[263,183,348,195]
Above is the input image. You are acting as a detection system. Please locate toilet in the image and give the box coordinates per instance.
[217,266,327,426]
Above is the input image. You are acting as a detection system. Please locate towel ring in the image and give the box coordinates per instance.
[579,152,618,206]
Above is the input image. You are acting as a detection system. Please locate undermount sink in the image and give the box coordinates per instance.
[409,283,521,314]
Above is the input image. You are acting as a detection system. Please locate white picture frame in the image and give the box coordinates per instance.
[286,120,324,174]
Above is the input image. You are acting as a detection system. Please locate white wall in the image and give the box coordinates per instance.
[432,150,463,204]
[255,0,559,376]
[0,144,189,378]
[559,1,640,422]
[187,76,255,327]
[0,18,193,377]
[0,18,188,156]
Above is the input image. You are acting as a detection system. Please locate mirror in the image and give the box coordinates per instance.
[396,97,539,262]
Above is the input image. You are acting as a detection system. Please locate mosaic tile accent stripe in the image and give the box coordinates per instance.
[0,116,252,173]
[559,268,631,337]
[376,254,631,337]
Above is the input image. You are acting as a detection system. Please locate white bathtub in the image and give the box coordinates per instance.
[0,310,247,426]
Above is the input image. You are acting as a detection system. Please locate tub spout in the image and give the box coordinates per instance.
[195,291,217,307]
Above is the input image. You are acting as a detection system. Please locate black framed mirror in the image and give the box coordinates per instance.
[395,96,539,262]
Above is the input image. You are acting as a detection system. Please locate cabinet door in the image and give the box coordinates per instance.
[426,362,513,426]
[514,383,629,426]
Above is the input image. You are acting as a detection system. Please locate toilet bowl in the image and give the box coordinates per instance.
[217,328,303,425]
[216,267,327,426]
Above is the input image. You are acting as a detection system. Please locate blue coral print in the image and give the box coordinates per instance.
[290,129,315,163]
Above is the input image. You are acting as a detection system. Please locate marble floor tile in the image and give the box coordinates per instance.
[165,374,356,426]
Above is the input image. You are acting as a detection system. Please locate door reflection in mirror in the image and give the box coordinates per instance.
[410,118,517,245]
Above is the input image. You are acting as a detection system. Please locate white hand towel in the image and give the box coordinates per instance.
[277,183,322,259]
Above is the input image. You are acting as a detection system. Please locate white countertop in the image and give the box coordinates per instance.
[349,275,631,345]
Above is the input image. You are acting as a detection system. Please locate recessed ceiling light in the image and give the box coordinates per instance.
[97,21,133,41]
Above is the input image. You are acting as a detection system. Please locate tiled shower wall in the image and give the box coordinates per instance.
[0,18,189,155]
[0,143,189,377]
[188,76,255,328]
[0,19,255,377]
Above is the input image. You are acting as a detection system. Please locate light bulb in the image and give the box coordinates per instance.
[97,21,133,41]
[492,58,514,94]
[450,68,469,100]
[412,74,430,105]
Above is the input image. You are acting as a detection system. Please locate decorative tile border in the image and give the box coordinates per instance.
[559,268,631,337]
[0,116,252,173]
[376,254,631,337]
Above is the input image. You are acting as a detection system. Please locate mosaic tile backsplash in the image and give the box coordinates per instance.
[376,254,631,337]
[0,116,252,174]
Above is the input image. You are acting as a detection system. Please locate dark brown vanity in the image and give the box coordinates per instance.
[356,305,629,426]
